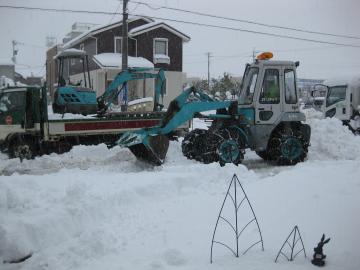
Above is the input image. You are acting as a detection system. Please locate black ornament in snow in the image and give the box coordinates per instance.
[311,234,330,267]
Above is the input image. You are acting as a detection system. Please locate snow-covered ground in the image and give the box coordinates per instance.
[1,110,360,270]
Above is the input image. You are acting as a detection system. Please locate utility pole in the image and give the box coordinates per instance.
[122,0,129,70]
[12,40,18,64]
[207,52,212,92]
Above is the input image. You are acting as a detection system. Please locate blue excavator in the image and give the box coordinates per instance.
[52,49,166,116]
[118,53,311,167]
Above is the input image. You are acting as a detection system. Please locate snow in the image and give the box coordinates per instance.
[128,97,153,106]
[128,22,162,35]
[1,111,360,270]
[93,53,154,69]
[54,48,86,59]
[0,76,27,89]
[47,105,96,120]
[153,54,170,64]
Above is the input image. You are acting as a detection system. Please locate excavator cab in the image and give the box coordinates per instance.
[53,49,97,115]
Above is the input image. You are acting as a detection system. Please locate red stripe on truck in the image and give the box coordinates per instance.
[64,119,160,131]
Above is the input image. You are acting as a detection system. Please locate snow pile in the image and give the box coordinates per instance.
[307,117,360,161]
[1,110,360,269]
[1,147,360,269]
[301,107,324,120]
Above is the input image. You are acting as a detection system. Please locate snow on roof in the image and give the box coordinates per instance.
[0,75,27,89]
[129,21,190,42]
[93,53,154,69]
[62,16,154,49]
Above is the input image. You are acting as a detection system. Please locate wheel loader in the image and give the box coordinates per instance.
[117,52,311,166]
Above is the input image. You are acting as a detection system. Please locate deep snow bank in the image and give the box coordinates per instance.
[307,117,360,161]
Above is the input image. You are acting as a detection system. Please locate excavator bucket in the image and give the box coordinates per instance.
[117,131,169,166]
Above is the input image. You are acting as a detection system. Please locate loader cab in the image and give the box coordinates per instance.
[53,49,97,115]
[239,52,300,125]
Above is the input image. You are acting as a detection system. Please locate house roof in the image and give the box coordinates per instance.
[62,16,154,49]
[93,53,154,69]
[129,22,191,42]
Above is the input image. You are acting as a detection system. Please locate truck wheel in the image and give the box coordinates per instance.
[9,139,36,161]
[267,125,308,165]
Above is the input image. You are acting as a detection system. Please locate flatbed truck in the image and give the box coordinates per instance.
[0,86,182,160]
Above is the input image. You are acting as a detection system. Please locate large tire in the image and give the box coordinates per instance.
[267,124,309,165]
[182,129,219,163]
[182,129,207,160]
[215,127,245,166]
[9,138,37,161]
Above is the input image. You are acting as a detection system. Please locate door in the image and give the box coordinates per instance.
[255,68,282,124]
[323,85,350,121]
[0,89,27,140]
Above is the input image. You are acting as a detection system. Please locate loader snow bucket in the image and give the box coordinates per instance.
[117,131,169,166]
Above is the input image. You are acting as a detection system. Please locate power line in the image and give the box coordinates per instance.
[0,5,119,16]
[1,4,360,48]
[128,1,360,40]
[130,13,360,48]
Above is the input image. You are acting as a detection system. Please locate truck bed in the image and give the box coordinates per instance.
[47,111,165,136]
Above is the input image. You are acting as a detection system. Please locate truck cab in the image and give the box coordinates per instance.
[323,76,360,133]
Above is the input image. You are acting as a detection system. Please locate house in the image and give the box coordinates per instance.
[0,62,15,81]
[46,16,190,108]
[0,62,43,87]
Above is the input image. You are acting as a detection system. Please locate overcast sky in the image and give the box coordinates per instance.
[0,0,359,80]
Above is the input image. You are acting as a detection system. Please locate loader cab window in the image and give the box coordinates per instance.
[239,67,258,104]
[284,69,297,104]
[259,69,280,104]
[0,91,26,113]
[326,85,347,107]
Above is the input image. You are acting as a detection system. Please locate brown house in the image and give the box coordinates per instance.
[46,16,190,107]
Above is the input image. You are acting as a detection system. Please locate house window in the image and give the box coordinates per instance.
[153,38,170,64]
[114,37,122,53]
[154,38,168,55]
[79,43,84,51]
